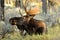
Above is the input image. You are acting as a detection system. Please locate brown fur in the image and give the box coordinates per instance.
[9,16,47,35]
[26,18,47,35]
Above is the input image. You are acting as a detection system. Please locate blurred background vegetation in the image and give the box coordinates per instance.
[0,0,60,40]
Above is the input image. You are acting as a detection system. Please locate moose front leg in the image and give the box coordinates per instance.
[20,30,27,36]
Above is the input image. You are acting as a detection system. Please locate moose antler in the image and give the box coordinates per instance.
[23,0,40,16]
[23,0,32,16]
[19,8,23,17]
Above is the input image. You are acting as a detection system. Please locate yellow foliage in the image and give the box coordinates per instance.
[4,0,15,7]
[23,0,42,7]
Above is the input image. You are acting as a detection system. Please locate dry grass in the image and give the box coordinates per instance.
[0,25,60,40]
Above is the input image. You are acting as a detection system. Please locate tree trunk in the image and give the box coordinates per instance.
[1,0,4,21]
[42,0,47,14]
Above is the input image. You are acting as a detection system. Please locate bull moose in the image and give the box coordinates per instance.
[9,15,47,36]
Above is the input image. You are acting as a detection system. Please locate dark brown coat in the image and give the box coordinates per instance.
[9,16,47,35]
